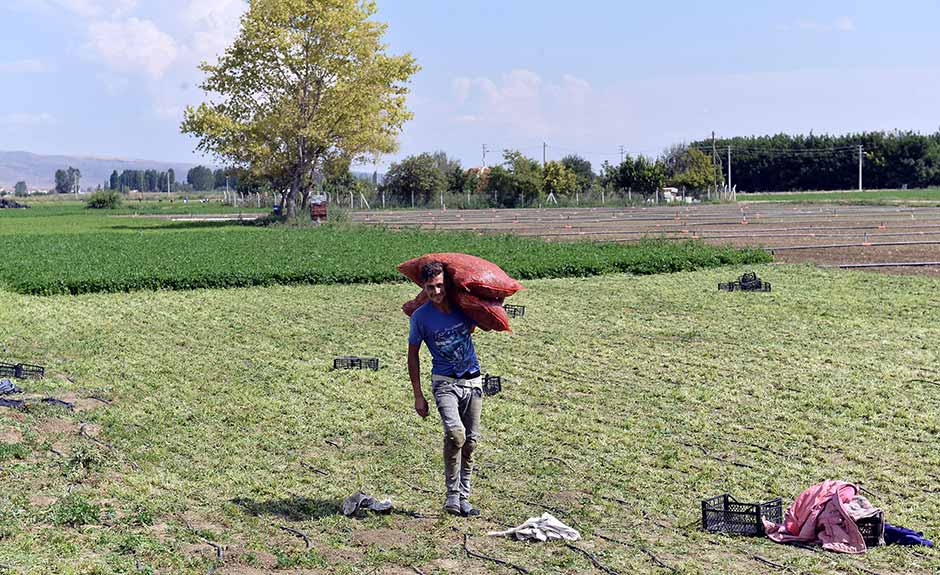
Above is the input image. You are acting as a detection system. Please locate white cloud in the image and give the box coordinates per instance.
[180,0,245,65]
[15,0,136,17]
[2,112,55,126]
[87,17,179,79]
[0,59,44,73]
[450,69,592,137]
[452,77,471,105]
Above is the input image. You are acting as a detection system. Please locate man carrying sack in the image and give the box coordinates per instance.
[407,261,483,517]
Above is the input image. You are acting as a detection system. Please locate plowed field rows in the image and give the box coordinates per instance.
[354,203,940,275]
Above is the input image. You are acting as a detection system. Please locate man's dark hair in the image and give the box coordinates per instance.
[420,261,445,283]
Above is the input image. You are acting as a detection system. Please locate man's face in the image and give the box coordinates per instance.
[423,273,446,305]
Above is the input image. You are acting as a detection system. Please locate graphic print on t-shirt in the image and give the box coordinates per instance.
[433,322,473,372]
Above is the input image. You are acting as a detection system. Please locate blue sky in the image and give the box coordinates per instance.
[2,0,940,172]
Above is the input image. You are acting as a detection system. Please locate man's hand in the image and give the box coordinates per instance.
[414,395,429,418]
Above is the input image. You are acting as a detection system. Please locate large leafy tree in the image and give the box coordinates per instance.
[484,150,543,207]
[665,147,723,194]
[14,181,27,196]
[67,167,81,194]
[381,153,445,206]
[560,154,594,191]
[55,167,80,194]
[601,155,665,197]
[54,169,70,194]
[181,0,419,218]
[542,161,578,197]
[187,166,216,191]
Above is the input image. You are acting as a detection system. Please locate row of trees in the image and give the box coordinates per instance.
[689,131,940,191]
[377,147,723,208]
[97,166,244,193]
[106,169,176,193]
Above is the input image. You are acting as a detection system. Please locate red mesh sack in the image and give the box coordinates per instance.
[402,290,428,317]
[451,290,511,332]
[397,253,523,300]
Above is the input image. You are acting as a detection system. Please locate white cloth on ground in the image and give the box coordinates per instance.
[486,512,581,542]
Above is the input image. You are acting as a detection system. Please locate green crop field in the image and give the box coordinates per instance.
[741,187,940,205]
[0,206,769,295]
[0,265,938,574]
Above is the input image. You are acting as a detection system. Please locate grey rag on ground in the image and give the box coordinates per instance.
[341,492,393,516]
[486,512,581,542]
[0,379,21,395]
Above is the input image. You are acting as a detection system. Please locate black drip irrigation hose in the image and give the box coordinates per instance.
[836,261,940,269]
[769,240,940,251]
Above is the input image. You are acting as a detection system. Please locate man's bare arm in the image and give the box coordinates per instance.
[408,344,429,418]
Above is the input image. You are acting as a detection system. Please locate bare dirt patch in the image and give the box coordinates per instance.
[58,392,106,412]
[149,522,172,541]
[79,423,102,438]
[217,544,279,570]
[422,557,490,574]
[28,494,57,507]
[216,569,325,575]
[0,411,26,422]
[0,426,22,444]
[316,544,364,563]
[183,510,227,533]
[38,418,78,436]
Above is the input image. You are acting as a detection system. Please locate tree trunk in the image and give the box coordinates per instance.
[287,169,301,218]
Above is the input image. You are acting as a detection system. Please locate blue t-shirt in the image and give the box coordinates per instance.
[408,302,480,377]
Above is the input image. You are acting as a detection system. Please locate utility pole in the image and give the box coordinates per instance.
[727,145,732,201]
[711,131,717,200]
[858,144,863,191]
[619,145,624,164]
[482,144,488,168]
[543,142,547,168]
[225,176,230,205]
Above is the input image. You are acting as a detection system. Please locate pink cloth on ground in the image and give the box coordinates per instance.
[762,480,868,554]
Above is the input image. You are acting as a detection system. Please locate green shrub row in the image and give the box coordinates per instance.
[0,224,771,295]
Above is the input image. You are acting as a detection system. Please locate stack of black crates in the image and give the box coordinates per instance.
[0,362,45,379]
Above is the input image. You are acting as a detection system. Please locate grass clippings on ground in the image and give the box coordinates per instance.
[0,264,938,573]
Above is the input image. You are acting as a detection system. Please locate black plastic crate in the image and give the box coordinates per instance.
[719,272,772,292]
[702,494,782,536]
[0,362,16,378]
[333,356,379,371]
[855,513,884,547]
[15,363,44,379]
[482,374,501,396]
[503,304,526,318]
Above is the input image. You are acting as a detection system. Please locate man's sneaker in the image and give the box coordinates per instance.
[444,496,462,516]
[459,499,480,517]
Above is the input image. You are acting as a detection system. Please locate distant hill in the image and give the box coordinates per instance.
[0,150,384,190]
[0,151,201,190]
